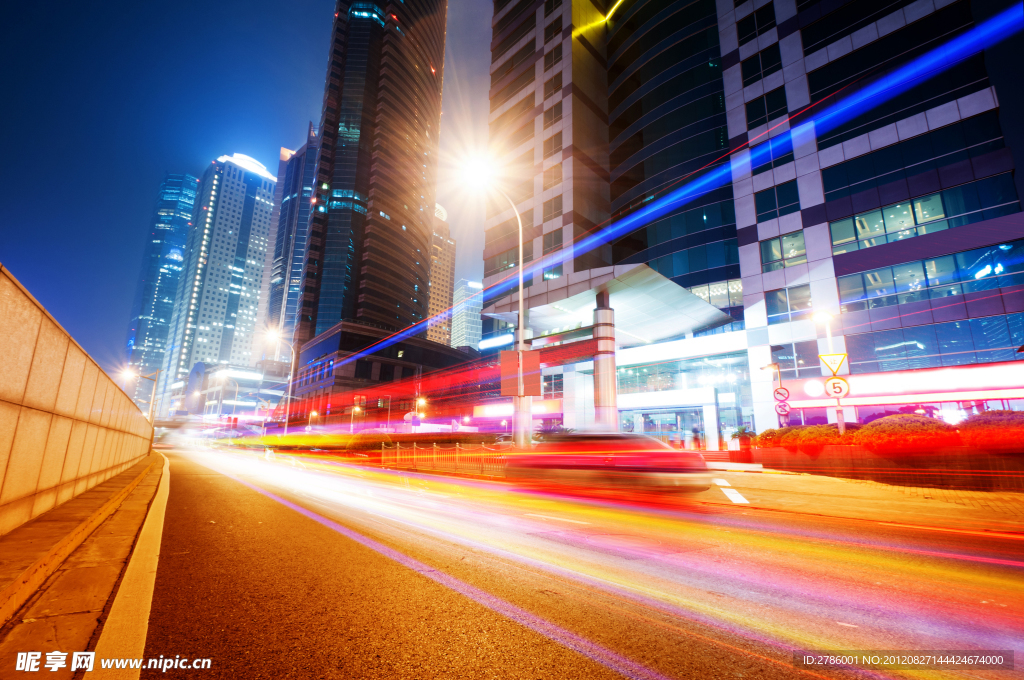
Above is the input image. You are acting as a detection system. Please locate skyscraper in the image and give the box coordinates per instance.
[480,0,1023,440]
[155,154,277,416]
[426,203,456,345]
[450,279,483,350]
[265,124,319,356]
[124,173,198,409]
[294,0,448,345]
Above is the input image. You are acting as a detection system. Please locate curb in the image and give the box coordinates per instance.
[0,453,160,627]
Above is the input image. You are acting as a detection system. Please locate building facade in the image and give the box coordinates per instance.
[478,0,1023,445]
[426,204,456,344]
[265,125,320,357]
[124,173,198,409]
[294,0,449,346]
[451,279,483,349]
[155,154,277,416]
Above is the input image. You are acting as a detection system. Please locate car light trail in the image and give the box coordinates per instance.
[186,447,1024,675]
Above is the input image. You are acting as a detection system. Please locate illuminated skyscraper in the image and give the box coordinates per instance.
[295,0,448,346]
[265,124,319,356]
[426,204,456,345]
[155,154,277,416]
[124,173,198,410]
[450,279,483,350]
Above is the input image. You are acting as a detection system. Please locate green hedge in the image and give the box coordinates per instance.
[957,410,1024,450]
[847,414,959,450]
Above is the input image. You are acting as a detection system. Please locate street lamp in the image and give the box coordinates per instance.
[350,405,361,434]
[461,156,532,448]
[265,329,297,437]
[122,368,161,423]
[383,394,393,433]
[309,410,318,429]
[760,362,785,426]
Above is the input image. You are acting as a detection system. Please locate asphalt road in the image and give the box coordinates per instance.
[140,449,1024,679]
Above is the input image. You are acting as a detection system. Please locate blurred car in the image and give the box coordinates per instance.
[506,433,710,493]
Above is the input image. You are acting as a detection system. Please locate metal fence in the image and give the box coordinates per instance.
[381,442,509,478]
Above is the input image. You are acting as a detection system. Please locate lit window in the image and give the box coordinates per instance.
[760,231,806,272]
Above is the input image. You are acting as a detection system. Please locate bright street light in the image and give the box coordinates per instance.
[459,155,531,448]
[264,328,297,437]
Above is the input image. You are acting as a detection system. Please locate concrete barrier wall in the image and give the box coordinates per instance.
[0,265,154,536]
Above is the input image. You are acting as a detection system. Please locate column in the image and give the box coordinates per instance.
[593,291,618,431]
[512,315,532,447]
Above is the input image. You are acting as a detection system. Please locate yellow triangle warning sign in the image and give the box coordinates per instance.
[819,353,847,375]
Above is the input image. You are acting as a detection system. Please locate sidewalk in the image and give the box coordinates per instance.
[0,454,162,678]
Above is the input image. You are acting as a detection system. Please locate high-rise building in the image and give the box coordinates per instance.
[294,0,448,346]
[265,124,319,356]
[426,203,456,345]
[124,173,198,410]
[450,279,483,349]
[155,154,277,416]
[478,0,1023,442]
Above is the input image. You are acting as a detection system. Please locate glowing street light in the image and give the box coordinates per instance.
[350,405,361,434]
[122,368,161,423]
[460,155,531,448]
[265,328,296,437]
[309,410,319,429]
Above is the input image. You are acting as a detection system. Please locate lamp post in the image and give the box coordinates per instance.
[122,368,161,423]
[383,394,392,433]
[814,312,845,435]
[461,158,532,448]
[265,330,297,436]
[350,405,361,433]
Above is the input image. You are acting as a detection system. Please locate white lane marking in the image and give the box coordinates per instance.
[721,488,749,504]
[93,453,171,679]
[713,478,731,486]
[836,622,859,627]
[524,513,591,524]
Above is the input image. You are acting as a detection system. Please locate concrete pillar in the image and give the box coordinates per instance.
[702,402,720,451]
[593,291,618,432]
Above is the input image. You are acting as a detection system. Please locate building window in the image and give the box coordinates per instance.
[736,3,776,45]
[544,43,562,71]
[652,240,739,277]
[544,16,562,43]
[544,72,562,99]
[765,284,812,325]
[772,340,821,379]
[741,43,782,87]
[829,174,1020,254]
[543,373,563,398]
[688,279,744,309]
[543,163,562,190]
[544,0,562,16]
[754,180,800,222]
[543,132,563,159]
[543,228,563,254]
[484,242,534,277]
[760,231,807,272]
[838,238,1024,315]
[822,111,1005,203]
[745,87,787,129]
[543,195,563,221]
[543,101,562,129]
[750,135,794,176]
[543,263,563,280]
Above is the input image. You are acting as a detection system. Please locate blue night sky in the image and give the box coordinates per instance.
[0,0,491,374]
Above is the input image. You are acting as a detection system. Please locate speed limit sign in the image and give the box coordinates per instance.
[824,376,850,399]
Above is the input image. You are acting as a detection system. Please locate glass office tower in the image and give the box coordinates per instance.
[295,0,449,346]
[155,154,277,416]
[266,124,319,355]
[124,173,198,410]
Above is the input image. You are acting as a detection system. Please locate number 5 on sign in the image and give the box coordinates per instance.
[824,376,850,399]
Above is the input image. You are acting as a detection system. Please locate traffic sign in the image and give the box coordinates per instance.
[775,402,791,415]
[819,353,847,375]
[773,387,790,401]
[824,376,850,399]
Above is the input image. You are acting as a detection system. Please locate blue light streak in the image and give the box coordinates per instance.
[333,3,1023,368]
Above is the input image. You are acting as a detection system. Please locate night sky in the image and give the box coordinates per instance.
[0,0,491,375]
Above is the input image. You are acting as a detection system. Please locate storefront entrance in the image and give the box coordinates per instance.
[620,408,706,449]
